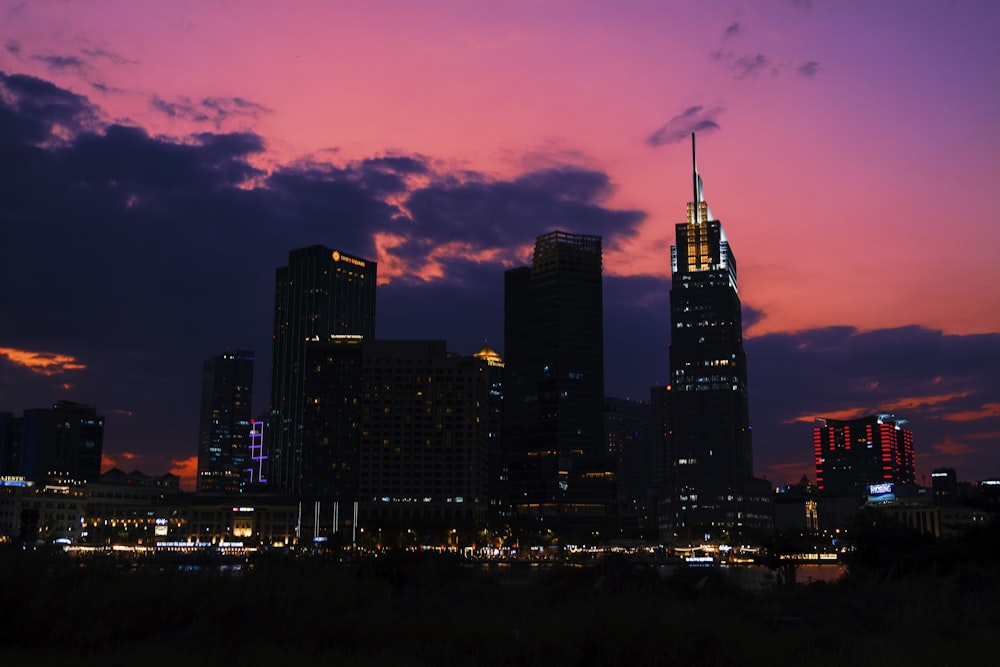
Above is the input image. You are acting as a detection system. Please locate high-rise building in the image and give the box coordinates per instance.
[300,336,364,505]
[294,339,490,541]
[930,467,958,505]
[813,413,916,501]
[269,245,376,497]
[605,397,653,523]
[503,231,616,530]
[359,340,490,530]
[0,412,20,478]
[661,135,771,536]
[196,350,254,494]
[19,401,104,484]
[472,343,506,521]
[648,385,671,498]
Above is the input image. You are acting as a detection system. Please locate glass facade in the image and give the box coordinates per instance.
[503,231,616,527]
[662,138,768,535]
[196,351,254,494]
[269,245,376,496]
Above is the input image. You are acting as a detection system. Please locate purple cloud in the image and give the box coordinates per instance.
[798,61,822,78]
[646,106,723,147]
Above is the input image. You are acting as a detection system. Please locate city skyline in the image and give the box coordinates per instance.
[1,1,999,489]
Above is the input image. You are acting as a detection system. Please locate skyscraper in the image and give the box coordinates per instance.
[300,336,364,505]
[503,231,615,530]
[269,245,376,497]
[296,338,490,540]
[196,350,254,494]
[814,413,916,501]
[661,135,771,536]
[359,340,490,529]
[472,343,506,521]
[605,397,654,525]
[19,401,104,484]
[0,412,20,478]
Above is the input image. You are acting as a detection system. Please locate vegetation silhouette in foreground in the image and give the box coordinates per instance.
[1,518,997,665]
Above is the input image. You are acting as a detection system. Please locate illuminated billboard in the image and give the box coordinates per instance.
[867,482,895,503]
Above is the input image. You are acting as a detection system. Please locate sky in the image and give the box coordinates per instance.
[2,0,999,492]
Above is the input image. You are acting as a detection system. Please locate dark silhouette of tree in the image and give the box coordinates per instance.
[842,507,937,582]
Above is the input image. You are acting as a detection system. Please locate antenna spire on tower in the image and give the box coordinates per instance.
[692,133,698,224]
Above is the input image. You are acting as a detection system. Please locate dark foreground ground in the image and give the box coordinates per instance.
[1,533,997,667]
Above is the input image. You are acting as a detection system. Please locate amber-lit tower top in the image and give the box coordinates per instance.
[671,134,737,291]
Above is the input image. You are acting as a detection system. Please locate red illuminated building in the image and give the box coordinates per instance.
[813,413,915,500]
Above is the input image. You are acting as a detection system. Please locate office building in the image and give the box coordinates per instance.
[648,385,671,498]
[269,245,376,496]
[472,343,506,521]
[359,340,490,531]
[18,401,104,484]
[196,350,254,494]
[293,339,491,541]
[299,337,364,506]
[661,135,771,536]
[772,476,820,533]
[814,413,916,501]
[605,397,654,521]
[503,231,616,530]
[930,467,959,505]
[0,412,20,477]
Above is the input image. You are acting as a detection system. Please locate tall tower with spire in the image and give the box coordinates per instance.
[661,134,771,537]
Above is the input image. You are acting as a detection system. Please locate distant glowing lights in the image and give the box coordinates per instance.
[332,250,366,267]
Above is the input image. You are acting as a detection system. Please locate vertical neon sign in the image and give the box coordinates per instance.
[249,420,267,483]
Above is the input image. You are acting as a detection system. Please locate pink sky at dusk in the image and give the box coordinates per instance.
[7,0,998,339]
[3,0,1000,488]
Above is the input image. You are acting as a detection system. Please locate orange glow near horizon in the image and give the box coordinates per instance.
[102,451,140,473]
[418,242,508,282]
[942,403,1000,422]
[0,347,85,376]
[170,456,198,492]
[787,392,973,425]
[103,452,195,491]
[373,232,409,284]
[785,408,868,424]
[881,392,970,412]
[931,437,976,456]
[374,234,511,285]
